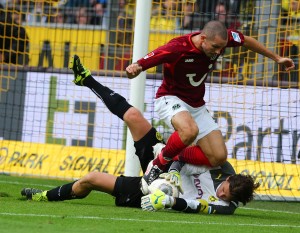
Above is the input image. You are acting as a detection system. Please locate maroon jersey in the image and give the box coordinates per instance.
[137,30,245,107]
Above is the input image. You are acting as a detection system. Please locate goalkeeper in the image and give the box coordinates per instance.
[141,158,259,214]
[21,55,259,214]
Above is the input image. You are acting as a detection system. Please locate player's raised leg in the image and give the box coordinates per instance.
[69,55,164,172]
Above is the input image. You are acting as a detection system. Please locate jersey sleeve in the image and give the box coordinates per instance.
[206,201,238,214]
[173,198,238,215]
[226,29,245,47]
[136,39,182,71]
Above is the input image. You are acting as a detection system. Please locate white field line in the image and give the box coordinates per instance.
[0,212,299,228]
[1,180,300,216]
[241,207,300,215]
[0,180,58,189]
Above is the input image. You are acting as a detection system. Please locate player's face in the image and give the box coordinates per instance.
[201,35,227,58]
[216,179,232,202]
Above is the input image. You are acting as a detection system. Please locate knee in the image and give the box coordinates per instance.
[79,171,99,186]
[123,107,143,124]
[209,149,228,167]
[179,124,199,145]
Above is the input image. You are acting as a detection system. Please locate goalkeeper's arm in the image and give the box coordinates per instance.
[159,160,185,194]
[168,160,185,173]
[171,198,238,215]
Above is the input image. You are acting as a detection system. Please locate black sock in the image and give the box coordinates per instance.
[84,76,132,120]
[172,198,188,212]
[46,181,86,201]
[134,127,165,173]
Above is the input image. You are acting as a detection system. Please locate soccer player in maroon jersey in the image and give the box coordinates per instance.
[21,56,259,215]
[126,20,295,185]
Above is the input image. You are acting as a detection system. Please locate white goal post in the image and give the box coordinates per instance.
[124,0,152,176]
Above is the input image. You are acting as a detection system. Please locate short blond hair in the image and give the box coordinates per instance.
[202,20,228,41]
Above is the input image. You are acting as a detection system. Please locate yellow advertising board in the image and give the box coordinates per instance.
[228,159,300,200]
[0,140,299,200]
[24,26,180,73]
[25,26,106,71]
[0,140,125,180]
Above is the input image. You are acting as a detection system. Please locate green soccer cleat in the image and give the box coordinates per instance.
[21,188,48,202]
[69,54,91,86]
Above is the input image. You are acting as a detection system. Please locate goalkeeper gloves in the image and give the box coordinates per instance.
[198,199,209,214]
[141,189,174,211]
[159,171,184,194]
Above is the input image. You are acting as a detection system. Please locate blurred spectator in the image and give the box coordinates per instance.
[214,1,227,23]
[90,0,107,8]
[114,0,135,71]
[151,0,180,30]
[0,6,29,65]
[50,8,66,24]
[214,1,241,29]
[282,0,300,17]
[26,1,50,24]
[117,0,134,22]
[180,0,198,30]
[0,3,5,63]
[90,2,106,27]
[1,0,27,22]
[11,6,22,24]
[64,0,91,8]
[197,0,217,15]
[281,0,300,52]
[117,0,134,44]
[1,0,21,9]
[74,6,91,25]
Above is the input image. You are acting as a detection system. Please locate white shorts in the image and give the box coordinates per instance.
[154,96,219,143]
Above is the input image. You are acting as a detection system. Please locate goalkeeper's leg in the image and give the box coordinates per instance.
[22,172,118,201]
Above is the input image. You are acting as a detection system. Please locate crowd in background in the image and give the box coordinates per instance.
[0,0,299,66]
[0,0,299,32]
[0,0,108,27]
[0,1,29,64]
[0,0,248,30]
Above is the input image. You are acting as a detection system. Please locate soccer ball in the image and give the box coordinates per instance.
[148,178,179,198]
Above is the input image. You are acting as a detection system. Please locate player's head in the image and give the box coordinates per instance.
[216,174,259,205]
[199,20,228,58]
[228,174,260,205]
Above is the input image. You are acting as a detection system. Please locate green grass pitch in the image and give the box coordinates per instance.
[0,174,299,233]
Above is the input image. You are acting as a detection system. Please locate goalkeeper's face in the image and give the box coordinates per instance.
[216,178,232,202]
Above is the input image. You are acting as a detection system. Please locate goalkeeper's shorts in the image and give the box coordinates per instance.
[112,176,143,208]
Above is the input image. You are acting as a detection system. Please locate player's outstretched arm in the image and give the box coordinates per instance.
[243,35,295,71]
[141,193,237,214]
[172,198,237,215]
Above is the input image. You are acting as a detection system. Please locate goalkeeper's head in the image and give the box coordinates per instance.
[228,174,260,205]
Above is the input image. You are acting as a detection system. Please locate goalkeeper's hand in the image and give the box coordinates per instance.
[159,171,184,194]
[198,199,209,214]
[141,189,166,211]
